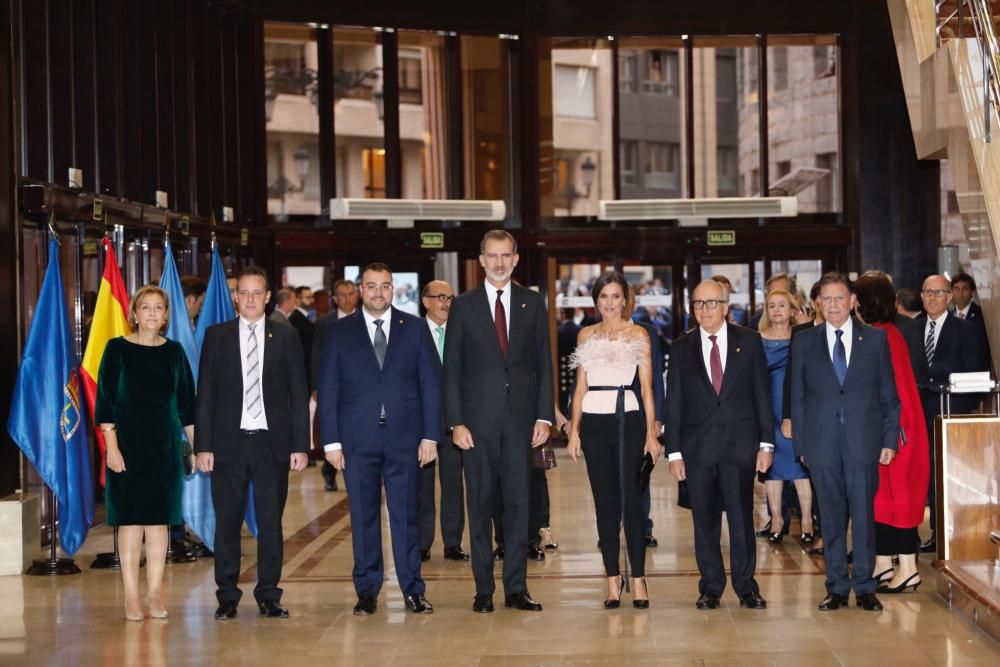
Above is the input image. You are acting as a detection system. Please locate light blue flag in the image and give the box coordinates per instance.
[194,245,258,538]
[8,236,95,555]
[160,240,215,549]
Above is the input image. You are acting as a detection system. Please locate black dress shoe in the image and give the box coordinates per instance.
[755,521,772,538]
[738,591,767,609]
[191,543,214,558]
[919,537,937,554]
[353,592,377,616]
[817,593,849,611]
[443,545,470,561]
[504,591,543,611]
[808,546,825,556]
[321,462,338,491]
[493,544,505,561]
[257,600,289,618]
[696,593,721,610]
[856,593,883,611]
[420,548,431,562]
[404,594,434,614]
[214,601,238,619]
[473,593,494,613]
[527,541,545,561]
[645,534,658,548]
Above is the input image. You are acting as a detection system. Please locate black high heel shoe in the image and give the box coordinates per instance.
[604,577,624,609]
[873,568,895,585]
[800,533,815,546]
[878,572,921,594]
[767,531,783,544]
[633,577,650,609]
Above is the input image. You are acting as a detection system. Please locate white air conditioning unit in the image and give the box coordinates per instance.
[330,198,506,221]
[598,197,797,221]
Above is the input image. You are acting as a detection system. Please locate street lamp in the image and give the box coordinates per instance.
[372,85,385,121]
[269,145,312,222]
[293,147,311,189]
[565,155,597,214]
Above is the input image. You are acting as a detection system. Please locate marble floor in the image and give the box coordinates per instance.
[4,449,998,666]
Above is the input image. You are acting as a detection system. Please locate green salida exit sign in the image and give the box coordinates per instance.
[420,232,444,249]
[707,230,735,246]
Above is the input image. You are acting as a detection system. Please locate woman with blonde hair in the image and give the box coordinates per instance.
[95,285,196,621]
[758,289,814,544]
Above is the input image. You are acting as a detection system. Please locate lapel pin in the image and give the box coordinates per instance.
[858,336,863,341]
[399,319,403,324]
[736,347,741,353]
[521,303,526,308]
[268,332,273,338]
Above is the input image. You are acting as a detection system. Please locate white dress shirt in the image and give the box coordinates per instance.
[484,280,512,336]
[955,303,971,319]
[668,324,772,462]
[825,317,854,365]
[336,308,352,319]
[239,316,269,430]
[924,311,947,352]
[426,316,447,362]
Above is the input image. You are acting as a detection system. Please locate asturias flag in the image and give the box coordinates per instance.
[7,236,96,555]
[80,238,130,486]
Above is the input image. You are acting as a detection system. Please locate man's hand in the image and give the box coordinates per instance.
[196,452,214,473]
[756,450,774,473]
[531,420,550,448]
[879,448,896,465]
[452,425,474,450]
[668,459,686,481]
[290,453,308,471]
[780,419,793,439]
[418,440,438,466]
[325,449,345,471]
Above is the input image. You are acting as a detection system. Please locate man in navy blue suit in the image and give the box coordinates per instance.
[789,272,900,612]
[317,262,441,616]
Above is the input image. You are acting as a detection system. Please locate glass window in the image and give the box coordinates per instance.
[398,47,423,105]
[766,35,841,212]
[542,38,613,217]
[644,142,680,189]
[398,31,448,198]
[772,46,788,91]
[553,65,597,118]
[265,22,321,221]
[461,35,510,202]
[619,53,638,93]
[717,146,738,195]
[333,27,385,199]
[620,140,638,185]
[643,50,679,95]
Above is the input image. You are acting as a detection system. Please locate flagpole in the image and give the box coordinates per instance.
[26,487,81,575]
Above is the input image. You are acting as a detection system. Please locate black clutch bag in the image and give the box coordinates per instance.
[181,438,194,475]
[677,480,691,509]
[637,452,655,490]
[532,444,557,470]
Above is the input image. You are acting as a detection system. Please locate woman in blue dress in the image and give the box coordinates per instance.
[758,289,814,544]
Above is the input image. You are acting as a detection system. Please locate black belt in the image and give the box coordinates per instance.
[240,429,267,435]
[589,385,631,591]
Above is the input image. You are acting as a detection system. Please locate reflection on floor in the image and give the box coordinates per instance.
[5,449,999,666]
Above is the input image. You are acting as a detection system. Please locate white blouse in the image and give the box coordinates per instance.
[569,335,647,414]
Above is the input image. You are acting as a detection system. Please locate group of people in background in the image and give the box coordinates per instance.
[92,227,992,621]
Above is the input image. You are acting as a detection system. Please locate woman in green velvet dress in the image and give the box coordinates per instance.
[95,285,195,622]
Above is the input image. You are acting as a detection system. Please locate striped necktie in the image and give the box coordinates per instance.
[924,320,936,365]
[435,325,445,363]
[245,323,262,419]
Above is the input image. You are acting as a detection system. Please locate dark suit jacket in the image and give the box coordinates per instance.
[961,302,992,372]
[893,312,929,387]
[781,321,816,420]
[443,283,555,437]
[788,319,900,466]
[288,309,314,391]
[664,323,773,468]
[915,312,987,414]
[316,308,441,452]
[195,318,310,460]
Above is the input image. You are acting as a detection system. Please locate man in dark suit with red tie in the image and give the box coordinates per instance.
[195,266,310,620]
[666,279,773,610]
[443,229,554,613]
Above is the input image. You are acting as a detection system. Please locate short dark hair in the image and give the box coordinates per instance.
[896,287,923,313]
[951,272,976,291]
[180,276,207,299]
[809,280,822,302]
[294,285,312,297]
[854,275,896,324]
[275,288,296,306]
[480,229,518,254]
[818,271,852,292]
[237,265,269,290]
[360,262,392,280]
[766,272,798,294]
[591,270,634,317]
[333,279,356,292]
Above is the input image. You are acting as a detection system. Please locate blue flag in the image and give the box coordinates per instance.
[7,237,95,555]
[160,241,218,549]
[193,245,258,538]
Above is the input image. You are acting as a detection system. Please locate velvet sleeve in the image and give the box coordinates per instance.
[174,342,196,428]
[94,338,121,424]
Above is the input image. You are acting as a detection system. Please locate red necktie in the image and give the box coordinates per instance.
[495,289,509,357]
[709,334,723,395]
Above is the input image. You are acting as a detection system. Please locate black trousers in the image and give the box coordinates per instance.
[580,412,646,577]
[876,522,919,556]
[492,466,549,545]
[463,415,532,596]
[212,431,289,605]
[687,461,758,597]
[418,432,466,551]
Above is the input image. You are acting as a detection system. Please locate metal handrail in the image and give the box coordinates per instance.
[939,0,1000,142]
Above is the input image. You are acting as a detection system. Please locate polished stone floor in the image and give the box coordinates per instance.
[5,449,998,666]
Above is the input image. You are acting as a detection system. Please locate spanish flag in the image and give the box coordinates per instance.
[81,238,130,485]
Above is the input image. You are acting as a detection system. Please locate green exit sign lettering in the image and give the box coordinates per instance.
[707,230,735,246]
[420,232,444,249]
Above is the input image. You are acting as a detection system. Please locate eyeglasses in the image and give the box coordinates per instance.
[238,290,266,299]
[363,282,393,292]
[921,289,949,298]
[424,294,454,303]
[819,294,848,305]
[691,299,726,311]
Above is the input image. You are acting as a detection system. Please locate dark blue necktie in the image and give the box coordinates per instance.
[833,329,847,386]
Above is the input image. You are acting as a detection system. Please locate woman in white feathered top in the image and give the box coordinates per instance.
[567,270,661,609]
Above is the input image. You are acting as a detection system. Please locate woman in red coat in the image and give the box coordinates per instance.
[854,275,929,594]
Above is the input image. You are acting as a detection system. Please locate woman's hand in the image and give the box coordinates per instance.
[644,436,662,464]
[107,446,126,473]
[567,433,582,462]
